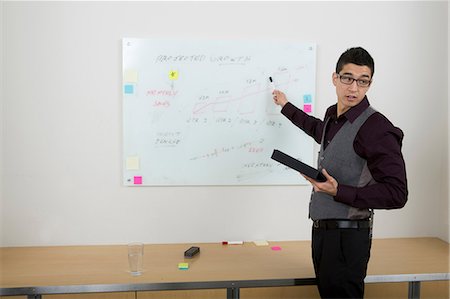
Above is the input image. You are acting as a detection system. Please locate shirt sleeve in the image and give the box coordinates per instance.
[334,113,408,209]
[281,102,325,144]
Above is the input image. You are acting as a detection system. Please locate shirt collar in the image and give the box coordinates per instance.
[328,96,370,123]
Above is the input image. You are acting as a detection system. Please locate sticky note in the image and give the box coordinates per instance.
[271,246,282,251]
[178,262,189,270]
[169,70,179,80]
[126,156,140,170]
[134,176,142,185]
[303,104,312,113]
[303,94,312,103]
[124,70,138,83]
[124,84,134,94]
[254,240,269,246]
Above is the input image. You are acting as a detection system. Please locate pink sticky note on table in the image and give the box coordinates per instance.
[271,246,282,251]
[134,176,142,184]
[303,104,312,113]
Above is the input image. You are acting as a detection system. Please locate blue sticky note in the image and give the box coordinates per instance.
[124,84,134,94]
[303,94,312,103]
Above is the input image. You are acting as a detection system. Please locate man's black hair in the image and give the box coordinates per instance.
[336,47,374,77]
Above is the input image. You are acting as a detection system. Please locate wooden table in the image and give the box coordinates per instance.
[0,238,448,299]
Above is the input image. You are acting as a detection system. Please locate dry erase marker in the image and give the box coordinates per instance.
[222,241,244,245]
[269,77,275,92]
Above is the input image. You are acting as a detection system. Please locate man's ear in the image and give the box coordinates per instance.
[332,72,338,86]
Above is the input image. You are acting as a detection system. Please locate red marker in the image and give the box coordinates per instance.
[222,241,244,245]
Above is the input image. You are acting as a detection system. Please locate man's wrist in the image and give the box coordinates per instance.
[334,184,357,205]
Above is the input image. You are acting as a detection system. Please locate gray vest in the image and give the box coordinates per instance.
[309,106,376,220]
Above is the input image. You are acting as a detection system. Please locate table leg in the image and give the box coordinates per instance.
[227,287,240,299]
[408,281,421,299]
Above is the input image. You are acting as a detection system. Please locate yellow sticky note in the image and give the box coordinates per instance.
[178,262,189,270]
[254,240,269,246]
[126,156,140,170]
[169,70,179,80]
[124,70,138,83]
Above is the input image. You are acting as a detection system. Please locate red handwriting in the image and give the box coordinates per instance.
[248,147,263,153]
[153,100,170,107]
[147,89,178,97]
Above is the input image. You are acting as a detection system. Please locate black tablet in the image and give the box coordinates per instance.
[271,149,326,182]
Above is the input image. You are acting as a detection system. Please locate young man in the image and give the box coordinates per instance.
[272,47,408,298]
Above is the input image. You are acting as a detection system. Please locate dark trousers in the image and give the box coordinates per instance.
[312,226,372,299]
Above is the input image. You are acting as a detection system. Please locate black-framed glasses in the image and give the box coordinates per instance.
[337,74,372,87]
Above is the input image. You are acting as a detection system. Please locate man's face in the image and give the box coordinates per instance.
[332,63,372,115]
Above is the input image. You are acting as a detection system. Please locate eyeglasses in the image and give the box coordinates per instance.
[337,74,372,87]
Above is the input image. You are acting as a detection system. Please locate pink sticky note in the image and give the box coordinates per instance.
[271,246,282,251]
[303,104,312,113]
[134,176,142,184]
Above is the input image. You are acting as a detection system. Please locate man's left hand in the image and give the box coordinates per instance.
[302,169,338,196]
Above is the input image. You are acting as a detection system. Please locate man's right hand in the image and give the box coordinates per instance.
[272,90,288,107]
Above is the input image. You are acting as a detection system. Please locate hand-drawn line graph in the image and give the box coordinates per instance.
[191,70,296,116]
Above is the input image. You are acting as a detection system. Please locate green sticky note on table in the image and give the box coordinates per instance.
[178,262,189,270]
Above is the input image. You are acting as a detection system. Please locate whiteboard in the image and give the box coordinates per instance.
[122,38,316,186]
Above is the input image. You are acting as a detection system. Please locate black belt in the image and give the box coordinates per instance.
[313,219,371,229]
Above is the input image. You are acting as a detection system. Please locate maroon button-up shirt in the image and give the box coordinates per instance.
[281,97,408,210]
